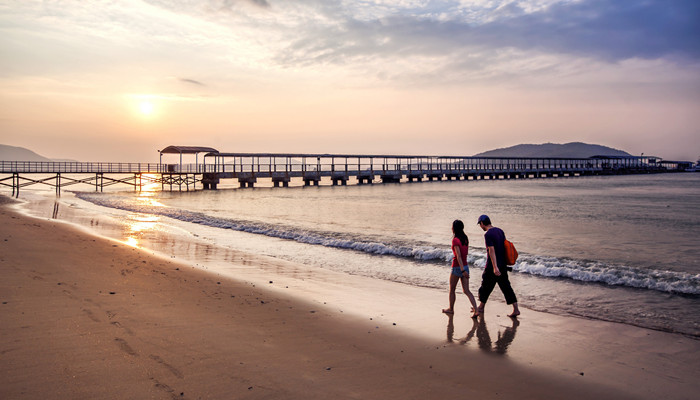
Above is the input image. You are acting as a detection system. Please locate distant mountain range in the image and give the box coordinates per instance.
[473,142,632,158]
[2,142,632,162]
[0,144,77,162]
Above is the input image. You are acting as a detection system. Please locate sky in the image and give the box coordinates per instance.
[1,0,699,162]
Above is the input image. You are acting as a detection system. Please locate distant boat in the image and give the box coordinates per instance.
[687,160,700,172]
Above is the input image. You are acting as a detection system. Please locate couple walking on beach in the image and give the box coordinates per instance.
[442,215,521,318]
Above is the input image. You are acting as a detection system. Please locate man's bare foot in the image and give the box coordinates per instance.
[442,308,454,314]
[508,310,520,318]
[470,308,480,318]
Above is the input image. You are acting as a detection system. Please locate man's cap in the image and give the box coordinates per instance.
[477,214,489,224]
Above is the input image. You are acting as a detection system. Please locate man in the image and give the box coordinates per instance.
[476,215,520,318]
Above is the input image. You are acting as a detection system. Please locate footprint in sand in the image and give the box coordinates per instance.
[62,289,77,300]
[82,308,100,322]
[110,320,134,336]
[149,354,184,379]
[114,337,138,356]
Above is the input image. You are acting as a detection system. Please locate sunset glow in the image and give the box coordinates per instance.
[139,101,154,116]
[0,1,698,162]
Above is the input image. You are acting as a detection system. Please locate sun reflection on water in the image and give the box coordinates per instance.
[121,179,168,246]
[138,174,165,199]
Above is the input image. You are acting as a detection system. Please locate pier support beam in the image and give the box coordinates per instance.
[407,174,423,182]
[380,174,402,184]
[357,175,374,184]
[238,178,256,188]
[202,173,220,190]
[272,173,290,188]
[303,172,321,186]
[332,176,348,186]
[273,179,289,187]
[13,173,18,197]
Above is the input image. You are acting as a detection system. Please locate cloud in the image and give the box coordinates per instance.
[206,0,270,11]
[480,0,700,62]
[274,0,700,68]
[2,0,698,88]
[180,78,206,86]
[249,0,270,8]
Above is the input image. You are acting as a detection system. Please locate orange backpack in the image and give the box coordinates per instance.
[504,239,518,266]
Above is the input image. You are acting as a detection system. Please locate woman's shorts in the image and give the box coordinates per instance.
[451,266,469,277]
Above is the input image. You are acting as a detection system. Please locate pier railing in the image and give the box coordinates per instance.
[0,161,202,174]
[203,155,614,173]
[0,156,662,177]
[200,153,663,186]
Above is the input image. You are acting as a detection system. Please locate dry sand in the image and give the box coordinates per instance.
[1,196,698,399]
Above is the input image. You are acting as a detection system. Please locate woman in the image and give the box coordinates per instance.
[442,220,479,318]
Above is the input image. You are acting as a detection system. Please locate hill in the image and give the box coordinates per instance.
[0,144,53,161]
[0,144,77,162]
[473,142,632,158]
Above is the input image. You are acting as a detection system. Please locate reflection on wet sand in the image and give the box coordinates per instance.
[123,214,160,247]
[446,315,519,355]
[121,189,164,247]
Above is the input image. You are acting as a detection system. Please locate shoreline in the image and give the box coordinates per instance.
[1,196,699,399]
[61,184,700,339]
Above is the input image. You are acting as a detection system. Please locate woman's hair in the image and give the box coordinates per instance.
[452,219,469,246]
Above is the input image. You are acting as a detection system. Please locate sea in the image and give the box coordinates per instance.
[13,172,700,338]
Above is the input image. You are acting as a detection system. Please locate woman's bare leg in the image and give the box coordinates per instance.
[442,274,459,314]
[460,276,479,318]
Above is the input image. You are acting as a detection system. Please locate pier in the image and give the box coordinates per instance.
[0,161,202,197]
[0,146,684,196]
[201,152,668,189]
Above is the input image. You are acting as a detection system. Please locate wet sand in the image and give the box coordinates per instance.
[1,197,698,399]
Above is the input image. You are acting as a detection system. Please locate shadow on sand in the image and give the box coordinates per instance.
[446,314,519,355]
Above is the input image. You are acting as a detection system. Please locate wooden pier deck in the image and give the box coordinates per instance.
[0,153,673,196]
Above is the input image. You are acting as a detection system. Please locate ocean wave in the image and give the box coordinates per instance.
[514,256,700,295]
[75,192,455,261]
[75,192,700,296]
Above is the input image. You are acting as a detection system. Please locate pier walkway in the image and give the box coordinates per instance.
[0,161,204,196]
[200,153,665,188]
[0,150,674,196]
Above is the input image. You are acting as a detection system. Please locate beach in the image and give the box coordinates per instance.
[3,0,698,396]
[1,195,699,399]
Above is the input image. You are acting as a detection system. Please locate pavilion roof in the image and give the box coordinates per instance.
[159,145,219,154]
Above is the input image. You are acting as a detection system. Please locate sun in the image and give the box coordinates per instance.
[126,94,161,119]
[139,101,155,116]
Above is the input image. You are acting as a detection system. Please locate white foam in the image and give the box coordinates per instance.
[514,256,700,295]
